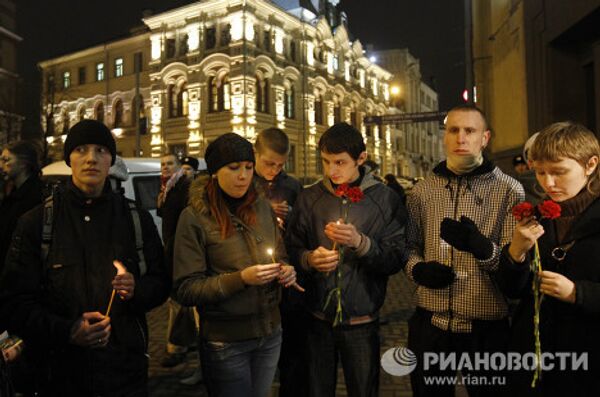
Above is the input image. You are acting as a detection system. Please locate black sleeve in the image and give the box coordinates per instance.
[285,191,313,273]
[0,206,75,348]
[128,208,170,313]
[495,244,532,299]
[358,190,408,276]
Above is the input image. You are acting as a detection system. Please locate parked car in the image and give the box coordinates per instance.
[42,157,163,236]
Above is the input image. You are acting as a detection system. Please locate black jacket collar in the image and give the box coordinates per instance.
[433,157,496,178]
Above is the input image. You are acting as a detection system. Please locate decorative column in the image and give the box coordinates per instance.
[186,85,202,156]
[274,85,285,130]
[150,90,163,157]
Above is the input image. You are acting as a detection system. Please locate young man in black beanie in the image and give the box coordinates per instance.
[0,119,169,395]
[286,122,408,397]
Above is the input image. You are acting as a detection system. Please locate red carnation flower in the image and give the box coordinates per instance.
[335,183,364,203]
[346,187,364,203]
[538,200,561,219]
[512,202,535,221]
[335,184,349,197]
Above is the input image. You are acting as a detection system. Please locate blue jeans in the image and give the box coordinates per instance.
[200,329,282,397]
[307,317,380,397]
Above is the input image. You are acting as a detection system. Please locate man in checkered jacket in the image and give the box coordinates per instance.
[405,105,524,396]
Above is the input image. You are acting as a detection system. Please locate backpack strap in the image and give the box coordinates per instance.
[41,195,55,265]
[127,201,147,276]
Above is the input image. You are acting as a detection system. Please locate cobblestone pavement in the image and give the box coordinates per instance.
[147,272,418,396]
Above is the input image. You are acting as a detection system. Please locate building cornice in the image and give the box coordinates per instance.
[38,33,150,69]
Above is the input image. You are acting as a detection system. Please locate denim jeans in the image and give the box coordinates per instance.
[307,317,380,397]
[200,328,282,397]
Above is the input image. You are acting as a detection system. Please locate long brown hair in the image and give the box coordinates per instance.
[206,176,258,239]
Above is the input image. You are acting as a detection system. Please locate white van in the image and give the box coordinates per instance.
[42,158,163,236]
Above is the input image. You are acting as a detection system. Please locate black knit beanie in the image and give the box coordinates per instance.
[205,133,254,175]
[63,119,116,166]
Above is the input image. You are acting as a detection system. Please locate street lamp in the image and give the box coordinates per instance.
[390,86,400,96]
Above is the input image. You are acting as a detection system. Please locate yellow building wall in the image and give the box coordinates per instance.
[473,0,529,155]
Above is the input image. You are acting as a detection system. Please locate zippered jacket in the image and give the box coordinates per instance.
[285,170,408,324]
[173,178,286,342]
[405,159,524,332]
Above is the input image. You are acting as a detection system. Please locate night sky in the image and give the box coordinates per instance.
[16,0,464,139]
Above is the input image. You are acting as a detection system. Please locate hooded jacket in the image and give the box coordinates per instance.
[285,169,407,324]
[172,178,286,342]
[405,159,524,332]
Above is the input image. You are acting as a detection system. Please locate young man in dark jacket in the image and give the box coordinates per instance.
[253,127,305,397]
[0,120,169,396]
[286,122,407,397]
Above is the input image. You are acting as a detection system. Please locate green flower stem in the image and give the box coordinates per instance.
[531,240,543,388]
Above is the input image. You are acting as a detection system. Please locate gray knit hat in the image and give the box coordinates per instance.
[205,133,254,175]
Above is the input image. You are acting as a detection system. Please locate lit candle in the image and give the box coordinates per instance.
[105,260,127,317]
[267,247,305,292]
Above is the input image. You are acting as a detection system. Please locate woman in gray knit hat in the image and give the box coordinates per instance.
[172,133,301,397]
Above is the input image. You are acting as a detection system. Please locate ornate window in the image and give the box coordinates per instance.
[220,24,231,47]
[263,29,271,52]
[284,83,295,119]
[334,99,341,124]
[314,91,323,125]
[208,75,231,113]
[168,82,188,118]
[256,75,270,114]
[95,102,104,123]
[113,99,123,128]
[206,27,216,50]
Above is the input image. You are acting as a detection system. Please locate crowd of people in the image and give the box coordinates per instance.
[0,105,599,397]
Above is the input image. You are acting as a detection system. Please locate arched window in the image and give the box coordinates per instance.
[62,109,70,134]
[284,82,295,119]
[95,102,104,123]
[334,98,341,124]
[256,74,269,114]
[314,91,323,125]
[209,74,231,113]
[168,82,188,118]
[219,76,231,111]
[113,99,124,128]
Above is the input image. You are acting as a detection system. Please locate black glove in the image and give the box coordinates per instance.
[440,216,494,260]
[412,261,456,289]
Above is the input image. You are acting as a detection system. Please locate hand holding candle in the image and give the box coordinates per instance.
[106,260,134,317]
[267,248,305,292]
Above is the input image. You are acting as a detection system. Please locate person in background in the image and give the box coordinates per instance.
[516,133,545,203]
[0,119,169,395]
[181,156,200,179]
[173,132,299,397]
[363,159,383,182]
[157,153,198,370]
[252,127,305,397]
[253,128,302,228]
[497,121,600,396]
[383,173,407,205]
[405,105,523,396]
[0,141,44,275]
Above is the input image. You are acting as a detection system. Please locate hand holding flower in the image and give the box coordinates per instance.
[540,270,576,303]
[508,216,545,263]
[324,219,362,249]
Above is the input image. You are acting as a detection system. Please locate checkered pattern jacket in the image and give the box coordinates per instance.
[405,160,524,332]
